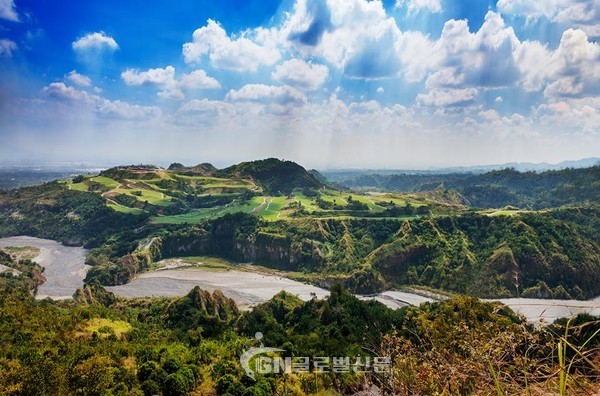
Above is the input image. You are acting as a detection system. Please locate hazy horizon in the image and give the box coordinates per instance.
[0,156,597,173]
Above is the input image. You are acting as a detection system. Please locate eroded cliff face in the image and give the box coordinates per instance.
[160,227,322,271]
[160,229,212,257]
[88,210,600,299]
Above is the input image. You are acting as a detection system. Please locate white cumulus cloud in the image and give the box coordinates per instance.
[183,19,280,72]
[0,38,16,57]
[427,12,521,89]
[72,32,119,52]
[0,0,19,22]
[416,88,478,107]
[497,0,600,37]
[121,66,220,100]
[43,82,97,103]
[516,28,600,97]
[66,70,92,87]
[96,99,161,120]
[226,84,307,106]
[271,59,329,90]
[43,82,161,120]
[179,69,221,89]
[281,0,437,81]
[122,66,176,86]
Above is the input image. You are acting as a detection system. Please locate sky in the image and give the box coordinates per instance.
[0,0,599,169]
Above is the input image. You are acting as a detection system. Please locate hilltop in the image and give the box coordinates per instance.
[49,158,447,224]
[217,158,323,194]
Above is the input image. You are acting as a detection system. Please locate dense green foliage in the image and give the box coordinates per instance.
[0,267,598,395]
[331,166,600,209]
[165,286,239,337]
[0,161,598,394]
[366,208,600,298]
[0,250,45,298]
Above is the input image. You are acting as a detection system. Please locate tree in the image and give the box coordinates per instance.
[71,356,114,396]
[216,374,244,395]
[164,373,188,396]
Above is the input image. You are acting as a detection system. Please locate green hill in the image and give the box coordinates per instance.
[168,162,218,176]
[217,158,323,194]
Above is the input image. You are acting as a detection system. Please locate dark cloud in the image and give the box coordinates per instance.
[343,29,401,79]
[289,0,332,46]
[466,40,521,88]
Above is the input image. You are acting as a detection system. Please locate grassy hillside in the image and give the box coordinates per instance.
[1,161,599,395]
[0,182,147,247]
[54,160,450,224]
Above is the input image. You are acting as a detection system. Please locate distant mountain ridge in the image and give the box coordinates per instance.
[167,162,218,175]
[435,157,600,173]
[322,157,600,177]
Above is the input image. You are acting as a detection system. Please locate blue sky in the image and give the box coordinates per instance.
[0,0,599,168]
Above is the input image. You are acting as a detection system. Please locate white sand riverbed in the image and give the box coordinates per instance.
[1,236,598,323]
[485,298,600,323]
[0,236,89,299]
[107,267,330,309]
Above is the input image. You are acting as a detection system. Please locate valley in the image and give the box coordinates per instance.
[1,159,599,302]
[1,236,598,324]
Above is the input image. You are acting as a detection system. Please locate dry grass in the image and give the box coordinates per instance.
[365,308,599,395]
[1,246,40,261]
[75,318,132,339]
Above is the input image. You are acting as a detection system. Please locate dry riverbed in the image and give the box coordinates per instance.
[0,236,89,299]
[1,237,599,323]
[107,266,330,309]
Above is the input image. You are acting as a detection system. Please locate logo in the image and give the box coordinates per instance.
[240,332,392,380]
[240,332,285,380]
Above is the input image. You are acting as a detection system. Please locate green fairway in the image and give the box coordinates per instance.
[114,187,172,206]
[151,196,265,224]
[108,203,146,215]
[256,197,287,221]
[318,190,345,204]
[485,209,545,217]
[90,176,120,189]
[69,181,89,191]
[61,165,437,223]
[291,193,320,212]
[178,175,254,186]
[347,194,384,211]
[366,193,428,208]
